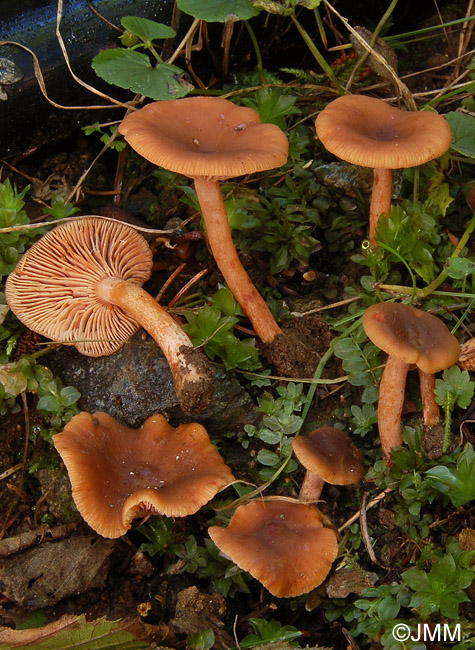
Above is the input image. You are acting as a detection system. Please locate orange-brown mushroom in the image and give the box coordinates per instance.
[363,302,460,461]
[315,95,452,245]
[208,499,338,598]
[292,427,363,501]
[5,217,213,414]
[53,411,234,538]
[119,96,289,343]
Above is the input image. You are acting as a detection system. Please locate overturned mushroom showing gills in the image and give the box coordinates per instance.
[119,96,289,343]
[53,411,234,538]
[208,499,338,598]
[292,427,363,502]
[5,217,214,414]
[315,95,452,245]
[363,302,460,461]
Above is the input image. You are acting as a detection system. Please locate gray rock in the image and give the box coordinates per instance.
[47,333,260,434]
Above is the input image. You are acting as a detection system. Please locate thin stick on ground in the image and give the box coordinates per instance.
[338,488,393,533]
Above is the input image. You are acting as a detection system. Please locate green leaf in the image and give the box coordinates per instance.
[37,394,61,412]
[446,257,475,279]
[240,618,302,648]
[256,449,280,466]
[426,443,475,506]
[60,386,81,407]
[0,364,27,397]
[445,110,475,159]
[120,16,176,41]
[177,0,260,22]
[434,366,475,410]
[402,568,430,592]
[187,629,215,650]
[92,49,192,100]
[242,89,300,129]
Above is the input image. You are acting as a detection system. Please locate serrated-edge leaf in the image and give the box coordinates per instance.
[0,614,168,650]
[92,49,192,100]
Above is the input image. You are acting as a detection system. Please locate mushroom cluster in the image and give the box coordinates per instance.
[3,93,461,606]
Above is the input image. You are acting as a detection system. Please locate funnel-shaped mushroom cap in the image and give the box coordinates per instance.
[53,412,234,538]
[119,97,289,179]
[5,217,152,356]
[292,427,363,485]
[363,302,460,374]
[315,95,452,169]
[208,500,338,598]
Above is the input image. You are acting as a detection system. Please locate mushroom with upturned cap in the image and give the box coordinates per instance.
[208,499,338,598]
[363,302,460,461]
[5,217,214,414]
[292,427,364,502]
[53,411,235,538]
[119,96,289,343]
[315,95,452,245]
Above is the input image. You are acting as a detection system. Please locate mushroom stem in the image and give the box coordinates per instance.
[418,369,440,426]
[95,277,213,413]
[369,168,392,246]
[194,176,282,343]
[299,470,325,502]
[378,355,408,462]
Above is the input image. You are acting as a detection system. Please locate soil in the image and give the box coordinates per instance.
[178,345,215,414]
[262,313,341,379]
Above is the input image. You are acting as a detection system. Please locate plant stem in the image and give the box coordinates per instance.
[346,0,399,91]
[244,20,266,85]
[290,13,345,95]
[442,393,454,453]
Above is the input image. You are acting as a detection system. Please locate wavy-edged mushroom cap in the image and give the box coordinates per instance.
[315,95,452,170]
[118,96,289,180]
[292,427,363,485]
[53,412,234,538]
[363,302,460,374]
[208,500,338,598]
[5,217,152,357]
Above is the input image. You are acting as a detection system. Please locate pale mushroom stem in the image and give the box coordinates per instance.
[369,168,393,247]
[95,277,213,413]
[418,369,440,426]
[299,470,325,502]
[378,355,408,462]
[194,176,283,343]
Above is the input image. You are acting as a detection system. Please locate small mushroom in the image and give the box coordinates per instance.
[208,499,338,598]
[5,217,214,413]
[315,95,452,245]
[119,96,289,343]
[53,411,235,538]
[292,427,364,502]
[363,302,460,461]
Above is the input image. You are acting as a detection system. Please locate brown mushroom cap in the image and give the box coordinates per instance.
[208,499,338,598]
[315,95,452,170]
[363,302,460,374]
[53,412,234,538]
[5,217,152,356]
[118,96,289,179]
[292,427,363,485]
